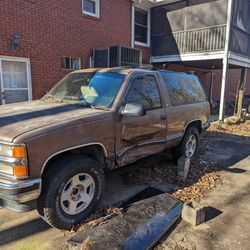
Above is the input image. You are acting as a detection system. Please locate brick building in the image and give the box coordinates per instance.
[0,0,146,103]
[0,0,250,114]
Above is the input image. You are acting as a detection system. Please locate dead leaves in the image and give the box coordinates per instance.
[209,119,250,138]
[123,132,224,204]
[72,207,124,233]
[172,168,222,203]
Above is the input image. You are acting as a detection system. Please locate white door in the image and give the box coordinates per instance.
[0,58,31,104]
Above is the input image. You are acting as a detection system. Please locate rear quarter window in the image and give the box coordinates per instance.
[161,72,207,106]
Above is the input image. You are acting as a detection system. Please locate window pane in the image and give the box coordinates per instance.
[83,0,96,14]
[126,75,161,110]
[135,25,148,44]
[4,90,29,104]
[72,58,80,70]
[62,57,70,69]
[2,61,27,89]
[163,75,187,106]
[161,73,206,106]
[62,57,80,70]
[182,77,206,103]
[135,8,148,26]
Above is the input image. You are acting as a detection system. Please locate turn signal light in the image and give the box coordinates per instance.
[13,146,27,158]
[13,165,28,178]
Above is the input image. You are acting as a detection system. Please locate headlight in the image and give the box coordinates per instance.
[0,162,14,175]
[0,144,27,158]
[0,143,28,179]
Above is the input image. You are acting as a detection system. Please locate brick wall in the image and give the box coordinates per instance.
[0,0,132,99]
[2,1,249,103]
[203,69,250,101]
[135,45,151,65]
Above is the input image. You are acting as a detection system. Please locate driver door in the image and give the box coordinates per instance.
[115,73,168,166]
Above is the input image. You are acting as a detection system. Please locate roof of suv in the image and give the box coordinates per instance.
[72,67,195,76]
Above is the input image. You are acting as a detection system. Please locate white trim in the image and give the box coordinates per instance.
[27,58,33,101]
[0,60,3,104]
[131,4,135,48]
[219,0,233,122]
[4,88,29,90]
[151,51,225,63]
[82,0,100,18]
[135,41,150,48]
[228,52,250,69]
[134,6,151,47]
[133,0,153,9]
[0,56,32,104]
[0,55,31,61]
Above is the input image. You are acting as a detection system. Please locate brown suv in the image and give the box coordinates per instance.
[0,67,210,229]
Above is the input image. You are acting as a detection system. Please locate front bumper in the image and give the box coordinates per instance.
[0,178,41,212]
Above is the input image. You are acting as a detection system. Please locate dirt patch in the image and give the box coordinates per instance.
[209,119,250,138]
[123,132,224,203]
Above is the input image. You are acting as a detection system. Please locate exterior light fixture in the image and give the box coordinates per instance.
[11,34,20,52]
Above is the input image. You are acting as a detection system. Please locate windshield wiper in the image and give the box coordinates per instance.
[78,97,97,109]
[61,96,109,111]
[92,105,110,111]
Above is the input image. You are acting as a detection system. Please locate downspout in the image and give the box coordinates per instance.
[131,4,135,48]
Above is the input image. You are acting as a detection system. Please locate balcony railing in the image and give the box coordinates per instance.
[231,26,250,56]
[152,24,227,57]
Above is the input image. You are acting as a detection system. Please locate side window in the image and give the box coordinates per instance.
[162,74,188,106]
[125,75,161,110]
[181,77,207,103]
[161,73,206,106]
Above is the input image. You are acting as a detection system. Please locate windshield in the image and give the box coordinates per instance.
[43,72,125,108]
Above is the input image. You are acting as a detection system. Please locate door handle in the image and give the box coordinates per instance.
[160,115,166,121]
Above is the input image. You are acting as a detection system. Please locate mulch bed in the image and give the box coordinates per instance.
[209,119,250,138]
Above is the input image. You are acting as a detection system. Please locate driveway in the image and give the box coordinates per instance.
[0,128,250,250]
[157,133,250,250]
[0,207,69,250]
[0,167,147,250]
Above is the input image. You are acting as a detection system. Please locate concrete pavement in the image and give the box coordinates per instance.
[158,137,250,250]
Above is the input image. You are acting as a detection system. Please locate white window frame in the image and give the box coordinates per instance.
[0,56,32,104]
[82,0,100,18]
[134,6,151,48]
[62,57,81,70]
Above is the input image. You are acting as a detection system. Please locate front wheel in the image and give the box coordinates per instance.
[37,156,105,230]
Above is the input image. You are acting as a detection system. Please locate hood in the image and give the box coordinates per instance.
[0,100,108,142]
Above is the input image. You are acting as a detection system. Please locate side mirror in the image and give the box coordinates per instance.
[120,103,146,117]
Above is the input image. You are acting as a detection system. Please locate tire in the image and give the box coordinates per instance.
[172,126,199,161]
[37,155,105,230]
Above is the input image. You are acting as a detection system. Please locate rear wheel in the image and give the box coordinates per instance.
[37,155,105,230]
[172,126,199,160]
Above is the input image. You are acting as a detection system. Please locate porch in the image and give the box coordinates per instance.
[134,0,250,121]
